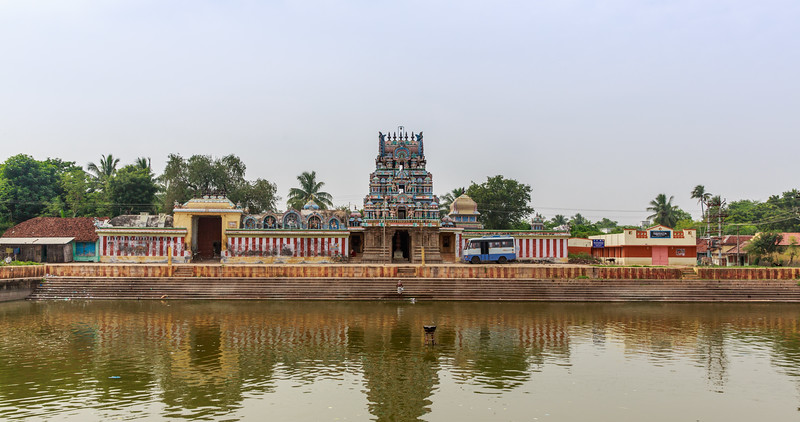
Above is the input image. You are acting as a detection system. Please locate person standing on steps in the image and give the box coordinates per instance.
[396,281,404,295]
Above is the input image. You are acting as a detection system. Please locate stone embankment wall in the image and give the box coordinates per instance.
[0,265,45,302]
[43,264,683,280]
[697,268,800,280]
[23,263,800,281]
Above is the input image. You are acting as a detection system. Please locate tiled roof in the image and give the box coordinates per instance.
[1,217,98,242]
[779,233,800,246]
[720,235,753,245]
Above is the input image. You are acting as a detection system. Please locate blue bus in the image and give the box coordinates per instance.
[463,236,517,264]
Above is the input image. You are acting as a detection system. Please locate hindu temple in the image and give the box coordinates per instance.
[359,130,444,263]
[79,129,571,264]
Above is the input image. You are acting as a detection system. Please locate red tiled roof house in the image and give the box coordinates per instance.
[0,217,99,262]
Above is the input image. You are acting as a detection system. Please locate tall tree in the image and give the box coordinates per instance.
[157,154,277,213]
[570,213,589,226]
[108,165,158,216]
[135,157,153,176]
[287,171,333,210]
[745,231,784,264]
[466,175,533,230]
[439,187,466,218]
[87,154,120,183]
[551,214,568,227]
[647,193,680,228]
[0,154,60,225]
[691,185,711,221]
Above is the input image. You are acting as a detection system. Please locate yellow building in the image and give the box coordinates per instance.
[173,196,242,260]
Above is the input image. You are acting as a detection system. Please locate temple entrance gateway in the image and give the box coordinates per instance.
[197,217,222,259]
[392,230,410,262]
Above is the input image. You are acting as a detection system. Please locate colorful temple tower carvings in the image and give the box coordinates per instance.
[362,131,439,225]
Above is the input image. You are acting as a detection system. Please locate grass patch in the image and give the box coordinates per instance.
[0,260,41,266]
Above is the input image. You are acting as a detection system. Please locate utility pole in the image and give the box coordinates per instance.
[717,198,726,266]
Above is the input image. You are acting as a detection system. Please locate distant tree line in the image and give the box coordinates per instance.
[0,153,279,232]
[2,153,798,238]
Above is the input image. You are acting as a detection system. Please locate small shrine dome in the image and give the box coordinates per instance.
[303,199,320,210]
[450,194,479,216]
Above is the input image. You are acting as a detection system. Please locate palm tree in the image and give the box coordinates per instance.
[690,185,711,221]
[647,193,679,228]
[135,157,151,170]
[551,214,568,227]
[87,154,119,182]
[287,171,333,210]
[571,213,589,226]
[439,187,466,218]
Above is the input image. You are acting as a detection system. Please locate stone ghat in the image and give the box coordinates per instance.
[28,277,800,302]
[44,264,688,280]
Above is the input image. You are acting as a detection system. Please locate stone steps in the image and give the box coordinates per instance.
[27,277,800,302]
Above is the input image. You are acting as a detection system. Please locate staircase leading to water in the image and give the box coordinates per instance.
[680,268,700,280]
[28,277,800,302]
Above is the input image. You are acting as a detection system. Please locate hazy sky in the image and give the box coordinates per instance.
[2,0,798,224]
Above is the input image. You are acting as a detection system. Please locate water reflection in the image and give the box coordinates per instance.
[0,301,800,420]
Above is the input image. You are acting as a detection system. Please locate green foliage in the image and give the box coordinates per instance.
[108,165,159,216]
[0,154,60,224]
[646,193,685,228]
[570,213,589,226]
[570,224,604,238]
[287,171,333,210]
[239,178,280,214]
[595,218,618,230]
[745,231,784,261]
[0,260,41,266]
[466,175,533,230]
[550,214,567,227]
[725,190,800,234]
[158,154,278,213]
[87,154,119,184]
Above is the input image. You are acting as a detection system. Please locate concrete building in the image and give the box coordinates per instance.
[590,225,697,266]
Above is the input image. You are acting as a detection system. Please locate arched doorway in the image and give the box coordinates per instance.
[392,230,410,262]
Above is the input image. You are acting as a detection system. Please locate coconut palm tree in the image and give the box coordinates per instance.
[87,154,120,182]
[647,193,679,228]
[690,185,711,220]
[439,187,466,218]
[571,213,589,226]
[287,171,333,210]
[551,214,568,227]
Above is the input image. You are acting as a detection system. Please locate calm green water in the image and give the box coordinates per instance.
[1,301,800,421]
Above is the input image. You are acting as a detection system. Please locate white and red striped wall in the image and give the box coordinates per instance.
[225,234,349,258]
[97,229,189,261]
[458,234,570,261]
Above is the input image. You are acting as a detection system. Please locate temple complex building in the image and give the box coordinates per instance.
[84,128,570,264]
[359,130,444,263]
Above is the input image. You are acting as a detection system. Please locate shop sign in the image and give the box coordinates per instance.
[650,230,671,239]
[592,239,605,248]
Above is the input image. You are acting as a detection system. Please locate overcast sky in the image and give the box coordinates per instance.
[1,0,798,225]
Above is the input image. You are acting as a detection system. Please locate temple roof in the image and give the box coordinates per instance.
[450,194,479,216]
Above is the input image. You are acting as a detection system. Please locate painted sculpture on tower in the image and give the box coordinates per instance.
[362,130,440,224]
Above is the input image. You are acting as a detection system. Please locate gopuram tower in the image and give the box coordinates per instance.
[359,130,443,263]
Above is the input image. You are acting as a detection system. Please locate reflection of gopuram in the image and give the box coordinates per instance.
[361,130,443,263]
[8,303,800,420]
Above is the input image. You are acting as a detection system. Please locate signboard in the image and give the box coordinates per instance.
[676,248,686,256]
[650,230,671,239]
[592,239,605,248]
